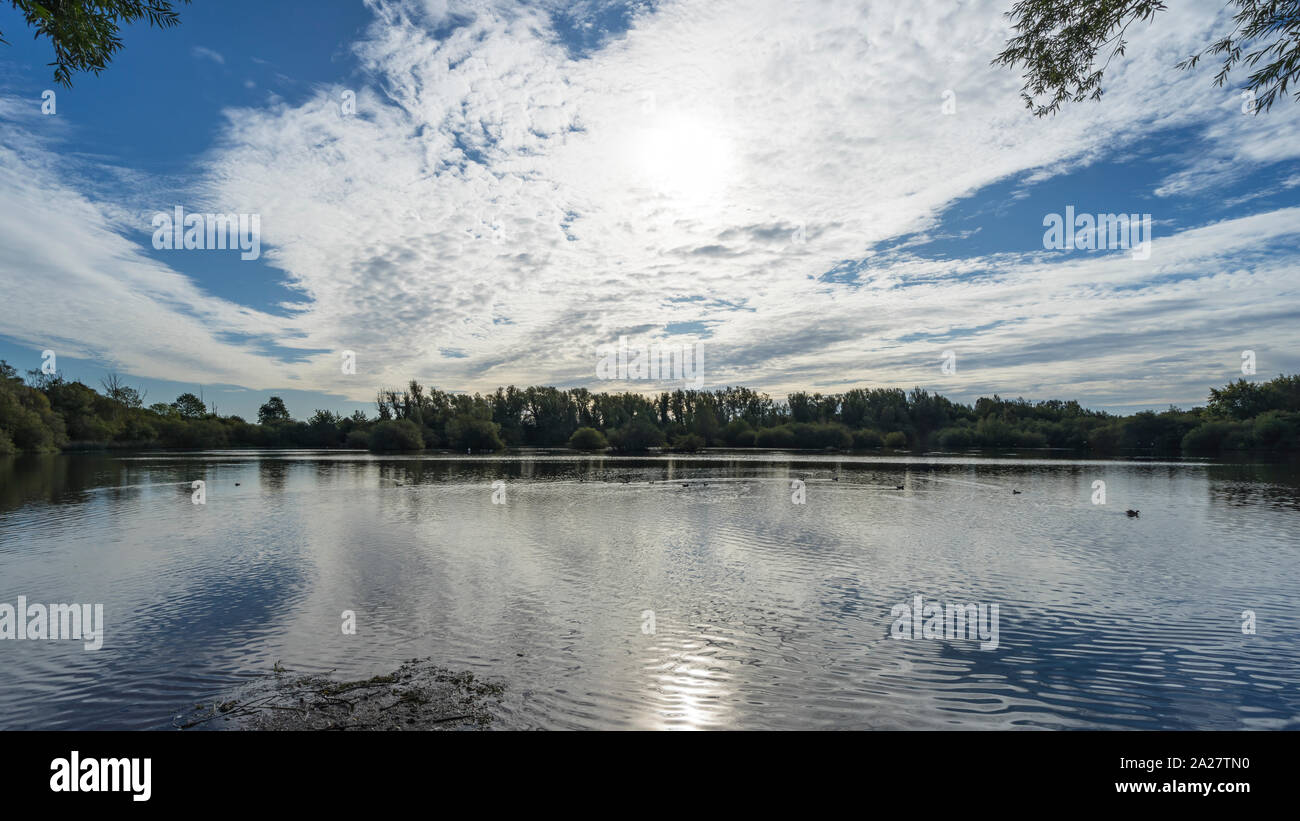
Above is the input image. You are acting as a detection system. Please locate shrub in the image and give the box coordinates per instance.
[344,430,371,449]
[1015,430,1048,448]
[1252,410,1298,449]
[721,418,755,446]
[754,425,796,448]
[155,418,229,449]
[789,422,852,449]
[853,428,885,449]
[1085,422,1123,455]
[119,416,158,443]
[936,427,974,449]
[975,417,1014,448]
[609,420,665,452]
[884,431,908,448]
[446,415,505,451]
[567,426,609,451]
[670,432,706,452]
[1181,421,1248,453]
[729,428,756,447]
[0,381,63,452]
[368,419,425,451]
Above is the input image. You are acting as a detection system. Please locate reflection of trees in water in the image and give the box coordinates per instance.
[1206,460,1300,512]
[0,452,226,513]
[0,453,115,513]
[258,459,289,491]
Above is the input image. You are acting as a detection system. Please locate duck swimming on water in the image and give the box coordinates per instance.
[1126,509,1140,517]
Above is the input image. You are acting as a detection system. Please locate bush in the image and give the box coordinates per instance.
[754,425,796,448]
[610,420,665,452]
[421,426,445,449]
[1015,430,1048,448]
[1085,422,1123,455]
[936,426,974,449]
[884,431,908,448]
[729,428,756,447]
[975,417,1014,448]
[1181,421,1250,453]
[344,430,371,449]
[721,418,755,446]
[157,418,229,449]
[1252,410,1298,449]
[670,432,706,452]
[567,426,609,451]
[119,415,158,443]
[852,428,885,449]
[0,380,63,452]
[446,415,505,451]
[789,422,852,449]
[368,420,425,451]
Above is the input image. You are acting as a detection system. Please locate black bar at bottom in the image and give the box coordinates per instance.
[3,730,1288,809]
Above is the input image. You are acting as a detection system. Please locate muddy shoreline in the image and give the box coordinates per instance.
[176,658,504,731]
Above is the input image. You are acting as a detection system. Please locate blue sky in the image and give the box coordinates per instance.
[1,0,1298,420]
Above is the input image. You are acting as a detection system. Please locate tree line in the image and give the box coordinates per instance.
[2,360,1299,456]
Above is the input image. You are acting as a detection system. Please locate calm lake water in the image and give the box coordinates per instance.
[1,449,1297,730]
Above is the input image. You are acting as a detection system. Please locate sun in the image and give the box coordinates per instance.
[631,112,734,204]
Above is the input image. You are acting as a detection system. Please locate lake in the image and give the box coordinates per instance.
[1,450,1297,730]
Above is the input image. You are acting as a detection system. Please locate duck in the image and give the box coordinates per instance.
[234,482,241,486]
[1126,509,1140,517]
[1012,489,1021,495]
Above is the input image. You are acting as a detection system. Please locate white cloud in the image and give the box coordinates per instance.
[191,46,226,65]
[2,0,1298,408]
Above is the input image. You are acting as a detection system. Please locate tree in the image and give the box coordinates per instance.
[1207,378,1271,420]
[368,419,424,451]
[2,0,190,87]
[0,359,65,451]
[669,432,706,452]
[994,0,1300,116]
[171,392,206,419]
[306,409,341,447]
[446,415,506,451]
[258,396,291,425]
[100,372,144,408]
[609,419,665,452]
[567,426,609,451]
